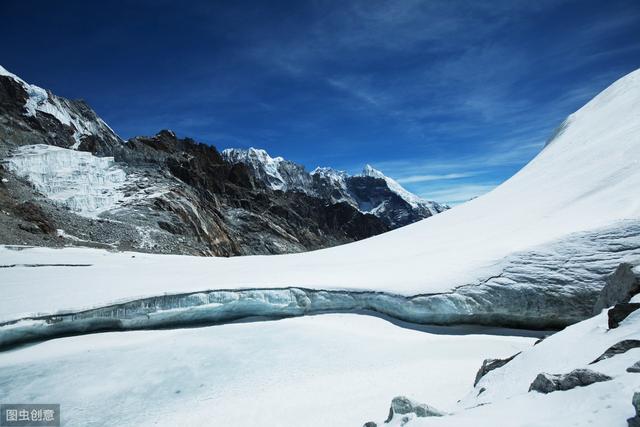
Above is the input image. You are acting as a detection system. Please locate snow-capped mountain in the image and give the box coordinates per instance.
[3,67,638,336]
[0,65,121,155]
[0,66,389,255]
[221,147,313,192]
[222,148,448,228]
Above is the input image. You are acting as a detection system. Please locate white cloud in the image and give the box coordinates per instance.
[419,183,499,205]
[397,172,476,184]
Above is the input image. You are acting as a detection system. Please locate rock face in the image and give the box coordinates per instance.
[590,340,640,364]
[0,66,122,156]
[609,303,640,329]
[627,361,640,373]
[629,392,640,427]
[384,396,444,423]
[528,369,612,394]
[222,148,449,229]
[594,262,640,313]
[474,352,520,386]
[0,66,390,256]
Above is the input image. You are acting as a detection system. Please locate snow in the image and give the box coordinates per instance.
[0,314,535,427]
[387,308,640,427]
[0,65,115,149]
[362,164,427,209]
[0,69,639,327]
[221,147,288,190]
[4,144,128,216]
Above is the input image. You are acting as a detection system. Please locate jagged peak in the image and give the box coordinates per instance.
[361,164,386,179]
[311,166,347,178]
[0,64,122,150]
[222,147,285,163]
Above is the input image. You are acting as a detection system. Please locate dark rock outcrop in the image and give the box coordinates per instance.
[0,68,391,256]
[474,352,520,386]
[609,303,640,329]
[222,149,449,229]
[628,392,640,427]
[528,369,612,393]
[627,361,640,373]
[591,340,640,364]
[384,396,444,423]
[594,262,640,313]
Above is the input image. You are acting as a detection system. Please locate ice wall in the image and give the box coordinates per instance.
[4,144,127,216]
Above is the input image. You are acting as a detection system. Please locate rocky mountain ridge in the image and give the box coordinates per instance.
[222,147,448,228]
[0,66,401,256]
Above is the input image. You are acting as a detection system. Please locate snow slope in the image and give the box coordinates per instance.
[376,307,640,427]
[1,69,639,330]
[0,314,535,427]
[0,66,116,149]
[361,164,445,212]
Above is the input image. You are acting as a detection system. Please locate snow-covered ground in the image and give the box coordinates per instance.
[2,69,638,297]
[374,308,640,427]
[1,69,639,338]
[0,314,535,427]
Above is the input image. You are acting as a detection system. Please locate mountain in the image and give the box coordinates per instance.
[1,67,640,427]
[222,148,448,228]
[0,66,389,256]
[2,68,638,337]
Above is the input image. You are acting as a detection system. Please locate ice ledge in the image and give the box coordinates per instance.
[0,286,580,350]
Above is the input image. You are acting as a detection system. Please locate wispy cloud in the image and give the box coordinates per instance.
[420,183,500,205]
[397,172,476,184]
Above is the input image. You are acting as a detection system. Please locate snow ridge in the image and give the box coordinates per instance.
[222,147,447,225]
[0,65,119,149]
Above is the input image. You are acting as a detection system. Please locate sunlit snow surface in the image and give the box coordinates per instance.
[3,70,638,306]
[0,314,535,427]
[385,309,640,427]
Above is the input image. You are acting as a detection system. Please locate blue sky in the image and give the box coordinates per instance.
[2,0,639,204]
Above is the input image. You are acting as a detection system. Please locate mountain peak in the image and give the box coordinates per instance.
[361,164,385,179]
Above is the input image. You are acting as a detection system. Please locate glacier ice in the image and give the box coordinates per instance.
[1,220,639,349]
[4,144,128,216]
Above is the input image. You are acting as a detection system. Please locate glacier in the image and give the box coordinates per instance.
[1,219,639,348]
[0,314,536,427]
[1,69,640,346]
[3,144,129,216]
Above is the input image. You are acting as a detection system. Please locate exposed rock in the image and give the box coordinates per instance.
[0,65,394,256]
[594,262,640,313]
[591,340,640,364]
[534,336,549,346]
[385,396,444,423]
[474,352,520,386]
[13,201,55,234]
[528,369,612,393]
[627,361,640,373]
[609,303,640,329]
[628,392,640,427]
[222,148,449,229]
[363,422,377,427]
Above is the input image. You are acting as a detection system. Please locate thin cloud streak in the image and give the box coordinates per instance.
[397,172,477,184]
